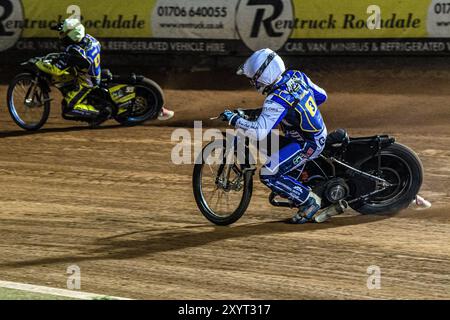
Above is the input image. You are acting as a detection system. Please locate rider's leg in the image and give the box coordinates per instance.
[63,83,98,119]
[260,137,325,224]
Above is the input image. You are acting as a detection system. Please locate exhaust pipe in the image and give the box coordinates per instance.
[314,200,348,223]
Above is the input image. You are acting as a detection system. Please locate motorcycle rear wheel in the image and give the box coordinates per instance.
[113,78,164,126]
[351,143,423,215]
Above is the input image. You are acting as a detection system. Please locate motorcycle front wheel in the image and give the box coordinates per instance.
[7,73,51,131]
[192,140,254,226]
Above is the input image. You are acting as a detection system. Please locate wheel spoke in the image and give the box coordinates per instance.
[216,189,223,206]
[19,83,27,95]
[10,78,46,128]
[207,163,215,176]
[197,144,248,221]
[207,186,218,203]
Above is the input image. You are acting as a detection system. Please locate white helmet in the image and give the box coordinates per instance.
[237,48,286,93]
[60,18,85,43]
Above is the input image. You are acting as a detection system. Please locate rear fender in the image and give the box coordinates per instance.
[111,73,144,85]
[344,135,395,166]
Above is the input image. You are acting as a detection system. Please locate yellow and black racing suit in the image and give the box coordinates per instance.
[37,34,102,118]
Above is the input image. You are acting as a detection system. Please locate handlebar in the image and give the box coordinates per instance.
[209,113,227,121]
[50,22,63,32]
[210,108,261,121]
[28,52,66,65]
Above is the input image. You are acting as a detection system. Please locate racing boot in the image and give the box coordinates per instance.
[63,103,100,119]
[410,195,432,210]
[290,192,322,224]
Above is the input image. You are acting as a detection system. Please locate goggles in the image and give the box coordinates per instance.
[237,52,276,90]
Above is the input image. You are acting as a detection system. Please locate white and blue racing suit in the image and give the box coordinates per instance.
[234,70,328,205]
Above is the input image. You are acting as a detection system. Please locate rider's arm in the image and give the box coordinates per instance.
[240,108,262,120]
[303,74,327,106]
[64,46,90,71]
[233,98,287,141]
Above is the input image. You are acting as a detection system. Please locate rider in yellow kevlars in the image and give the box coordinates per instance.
[37,18,174,125]
[36,18,108,124]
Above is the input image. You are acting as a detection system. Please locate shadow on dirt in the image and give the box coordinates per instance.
[0,214,390,268]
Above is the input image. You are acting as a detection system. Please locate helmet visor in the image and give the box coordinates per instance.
[251,52,276,84]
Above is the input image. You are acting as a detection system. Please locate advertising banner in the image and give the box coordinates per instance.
[1,0,450,55]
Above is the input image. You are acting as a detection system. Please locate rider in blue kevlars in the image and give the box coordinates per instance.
[222,48,328,224]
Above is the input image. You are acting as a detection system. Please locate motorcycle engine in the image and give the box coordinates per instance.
[323,178,349,203]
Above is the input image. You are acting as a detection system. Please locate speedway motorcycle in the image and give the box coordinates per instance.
[192,109,423,225]
[6,52,164,130]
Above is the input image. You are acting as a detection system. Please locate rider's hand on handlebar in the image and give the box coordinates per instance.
[221,109,240,126]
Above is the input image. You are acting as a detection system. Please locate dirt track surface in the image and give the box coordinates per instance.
[0,81,449,299]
